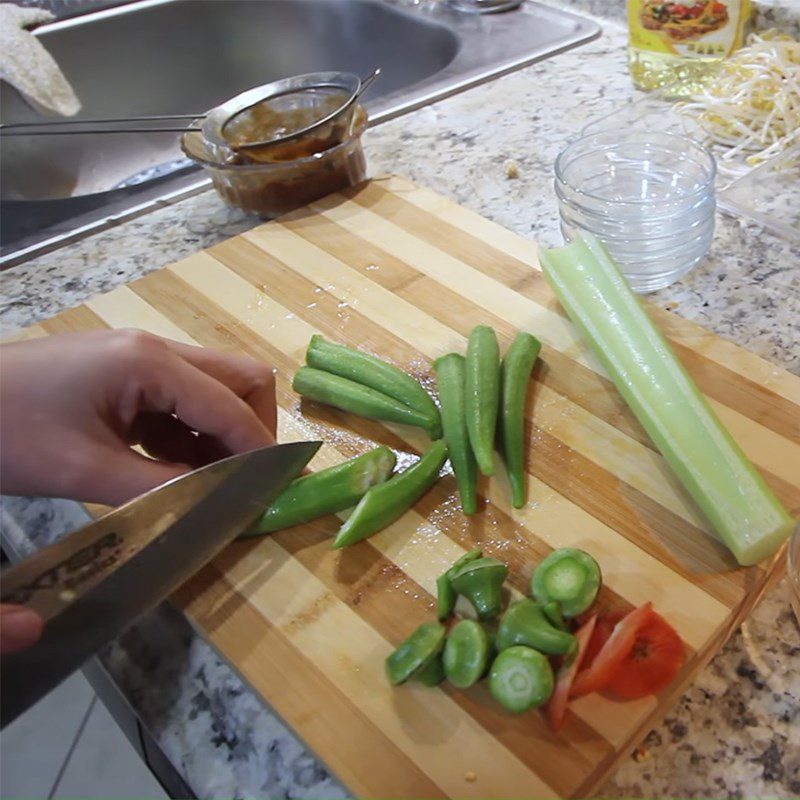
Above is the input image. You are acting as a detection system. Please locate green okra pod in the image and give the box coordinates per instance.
[306,335,442,438]
[244,447,397,536]
[465,325,500,476]
[433,353,478,515]
[293,367,437,434]
[333,440,448,549]
[499,332,541,508]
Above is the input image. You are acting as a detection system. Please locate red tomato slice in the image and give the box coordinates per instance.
[582,609,626,670]
[569,602,654,698]
[546,615,597,732]
[607,613,685,699]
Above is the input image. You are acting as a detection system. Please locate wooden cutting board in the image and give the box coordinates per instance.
[17,176,800,798]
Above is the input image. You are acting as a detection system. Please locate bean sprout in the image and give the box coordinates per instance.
[676,30,800,165]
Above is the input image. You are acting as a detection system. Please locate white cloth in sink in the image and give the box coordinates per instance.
[0,4,81,117]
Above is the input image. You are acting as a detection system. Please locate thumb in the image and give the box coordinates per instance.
[83,446,190,506]
[1,605,44,654]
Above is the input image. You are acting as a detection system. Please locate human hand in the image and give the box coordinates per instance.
[0,330,277,505]
[0,604,43,654]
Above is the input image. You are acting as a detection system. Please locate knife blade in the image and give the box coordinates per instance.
[0,439,321,727]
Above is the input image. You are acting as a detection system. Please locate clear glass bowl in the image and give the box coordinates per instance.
[555,128,716,293]
[181,106,368,218]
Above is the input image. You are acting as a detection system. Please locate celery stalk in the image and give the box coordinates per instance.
[539,234,793,566]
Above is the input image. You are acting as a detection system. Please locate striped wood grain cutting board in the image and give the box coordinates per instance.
[17,176,800,798]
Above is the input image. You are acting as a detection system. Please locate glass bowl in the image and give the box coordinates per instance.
[555,128,717,293]
[181,106,368,218]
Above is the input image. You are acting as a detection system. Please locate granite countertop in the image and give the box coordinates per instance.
[1,2,799,798]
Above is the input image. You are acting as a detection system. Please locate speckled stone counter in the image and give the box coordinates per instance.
[1,3,798,798]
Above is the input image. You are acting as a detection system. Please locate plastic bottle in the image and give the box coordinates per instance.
[627,0,753,95]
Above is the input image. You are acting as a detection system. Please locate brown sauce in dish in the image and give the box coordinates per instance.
[206,105,369,217]
[223,89,352,162]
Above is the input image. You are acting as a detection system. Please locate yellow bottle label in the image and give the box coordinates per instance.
[628,0,751,58]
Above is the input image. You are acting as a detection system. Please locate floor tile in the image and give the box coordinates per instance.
[0,672,94,800]
[53,697,168,800]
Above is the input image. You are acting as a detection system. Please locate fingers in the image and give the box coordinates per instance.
[128,412,207,467]
[0,605,44,654]
[137,352,276,455]
[107,332,275,457]
[79,445,190,506]
[130,413,235,468]
[167,341,278,437]
[0,330,279,509]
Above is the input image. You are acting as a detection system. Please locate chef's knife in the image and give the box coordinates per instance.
[0,440,321,727]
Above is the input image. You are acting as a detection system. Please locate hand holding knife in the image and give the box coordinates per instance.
[0,438,320,728]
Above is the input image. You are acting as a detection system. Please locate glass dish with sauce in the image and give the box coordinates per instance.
[181,102,368,217]
[222,85,359,162]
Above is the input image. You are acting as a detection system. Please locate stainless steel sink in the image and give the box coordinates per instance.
[0,0,599,265]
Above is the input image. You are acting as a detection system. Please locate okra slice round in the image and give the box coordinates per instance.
[436,574,456,622]
[450,556,508,621]
[386,622,446,685]
[443,619,491,689]
[542,600,569,632]
[495,598,576,655]
[488,646,554,713]
[531,548,601,618]
[416,655,446,687]
[436,547,483,620]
